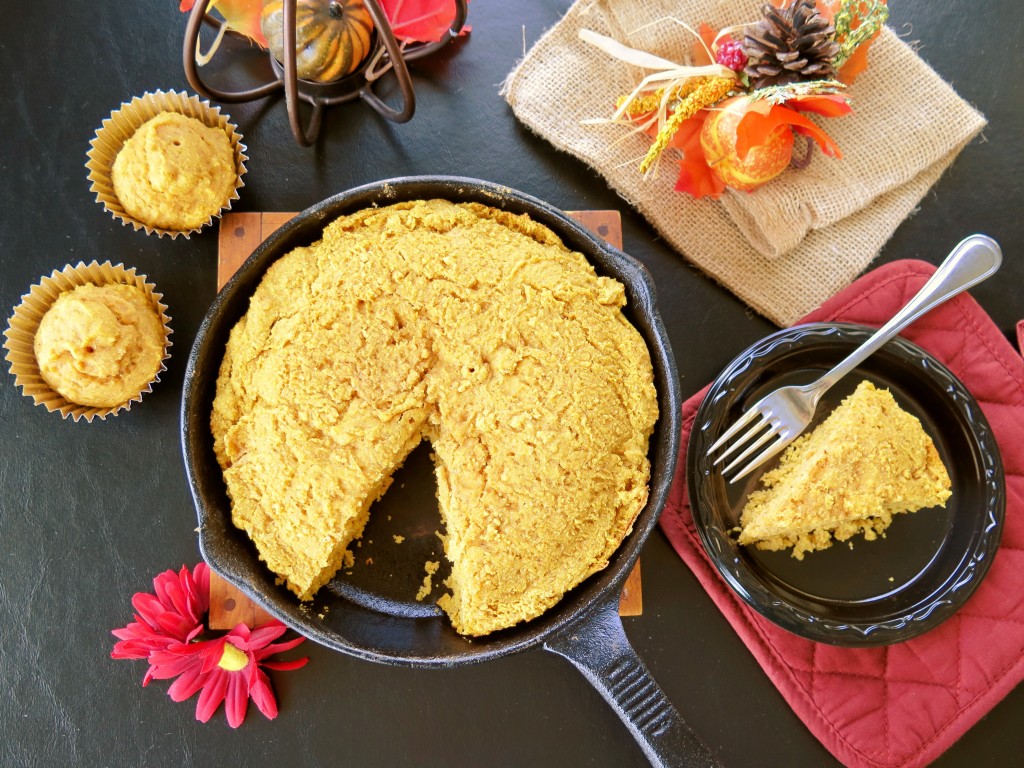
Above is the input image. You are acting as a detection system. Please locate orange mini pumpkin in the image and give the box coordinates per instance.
[261,0,375,83]
[700,96,794,192]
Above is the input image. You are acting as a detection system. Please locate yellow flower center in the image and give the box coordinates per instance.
[217,642,249,672]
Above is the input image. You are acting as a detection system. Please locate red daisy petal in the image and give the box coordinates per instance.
[198,640,229,675]
[250,668,279,720]
[225,674,249,729]
[228,622,284,651]
[112,639,160,660]
[111,625,166,657]
[149,639,217,679]
[243,623,288,650]
[221,624,250,649]
[168,668,209,703]
[261,658,309,672]
[190,564,211,615]
[130,593,164,626]
[148,657,199,681]
[195,670,229,723]
[256,635,307,660]
[155,571,190,622]
[112,624,166,645]
[152,571,176,603]
[111,626,142,641]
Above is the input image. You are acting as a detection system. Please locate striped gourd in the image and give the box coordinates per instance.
[261,0,375,83]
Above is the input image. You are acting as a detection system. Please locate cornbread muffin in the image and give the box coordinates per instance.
[739,380,952,559]
[112,112,235,231]
[211,199,658,636]
[34,283,165,408]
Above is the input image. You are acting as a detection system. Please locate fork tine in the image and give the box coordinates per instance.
[706,403,764,456]
[726,432,792,483]
[711,414,771,466]
[719,420,780,473]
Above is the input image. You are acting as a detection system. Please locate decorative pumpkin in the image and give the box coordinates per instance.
[700,96,794,192]
[261,0,375,83]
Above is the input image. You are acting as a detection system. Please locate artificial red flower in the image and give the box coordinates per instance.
[111,563,211,683]
[111,563,308,727]
[147,621,308,728]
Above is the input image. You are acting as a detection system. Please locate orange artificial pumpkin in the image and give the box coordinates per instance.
[700,96,794,192]
[261,0,375,83]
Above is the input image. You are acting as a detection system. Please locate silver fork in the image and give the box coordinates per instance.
[707,234,1003,483]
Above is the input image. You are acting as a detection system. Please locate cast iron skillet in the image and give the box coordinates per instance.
[182,177,712,767]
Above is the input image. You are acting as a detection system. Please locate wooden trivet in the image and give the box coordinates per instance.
[209,209,642,629]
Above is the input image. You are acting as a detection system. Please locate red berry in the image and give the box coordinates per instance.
[715,39,748,72]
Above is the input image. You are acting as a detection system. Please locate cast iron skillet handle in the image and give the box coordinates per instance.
[543,592,720,767]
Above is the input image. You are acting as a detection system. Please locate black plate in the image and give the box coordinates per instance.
[687,323,1005,646]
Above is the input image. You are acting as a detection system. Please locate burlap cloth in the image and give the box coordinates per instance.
[502,0,987,325]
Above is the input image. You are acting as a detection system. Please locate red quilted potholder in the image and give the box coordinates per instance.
[660,260,1024,768]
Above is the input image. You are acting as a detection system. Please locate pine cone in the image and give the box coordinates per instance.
[743,1,840,90]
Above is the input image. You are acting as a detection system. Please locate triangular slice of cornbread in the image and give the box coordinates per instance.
[738,380,951,559]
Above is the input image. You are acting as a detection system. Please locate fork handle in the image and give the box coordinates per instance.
[812,234,1002,395]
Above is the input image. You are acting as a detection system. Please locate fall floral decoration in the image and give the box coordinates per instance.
[180,0,470,67]
[111,563,308,728]
[582,0,889,199]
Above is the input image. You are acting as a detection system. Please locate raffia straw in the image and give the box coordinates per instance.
[578,29,736,123]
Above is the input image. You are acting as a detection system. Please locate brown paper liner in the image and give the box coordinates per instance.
[86,90,247,239]
[3,261,173,422]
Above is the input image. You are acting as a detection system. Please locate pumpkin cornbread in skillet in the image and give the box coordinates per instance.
[738,380,952,559]
[211,199,658,636]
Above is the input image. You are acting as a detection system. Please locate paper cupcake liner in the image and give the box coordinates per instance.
[3,261,173,422]
[86,90,247,239]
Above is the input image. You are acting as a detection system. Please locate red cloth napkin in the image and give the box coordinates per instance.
[660,260,1024,768]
